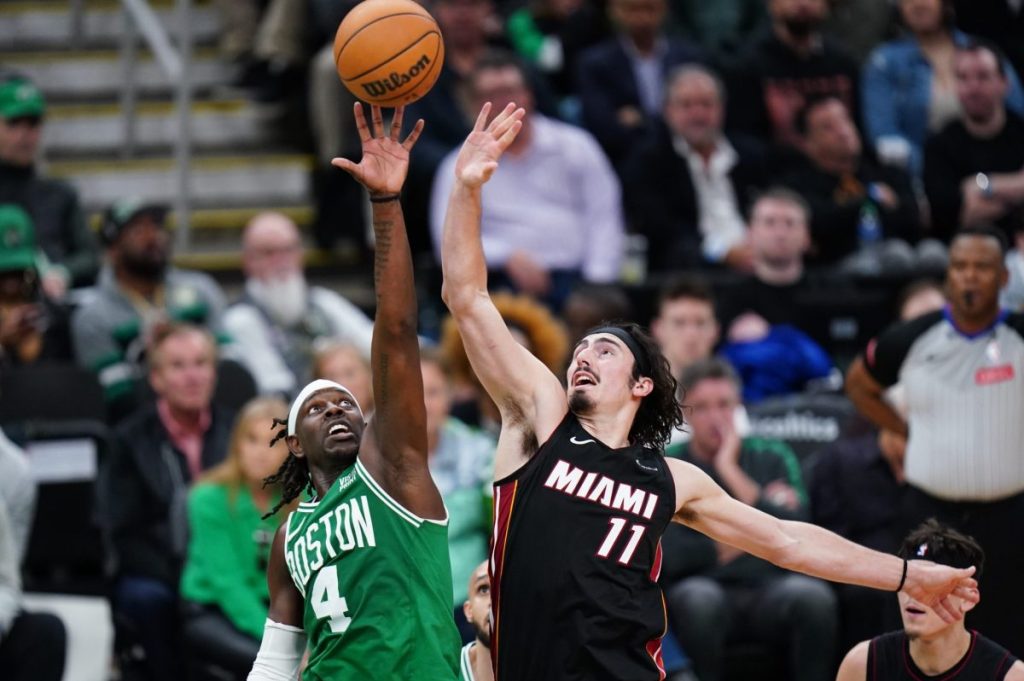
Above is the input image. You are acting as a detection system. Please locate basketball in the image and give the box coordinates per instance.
[333,0,445,106]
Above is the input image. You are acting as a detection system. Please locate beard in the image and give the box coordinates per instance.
[121,249,168,281]
[247,272,308,327]
[568,390,595,416]
[472,619,492,648]
[783,15,821,39]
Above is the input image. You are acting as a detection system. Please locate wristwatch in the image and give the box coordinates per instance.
[975,172,995,198]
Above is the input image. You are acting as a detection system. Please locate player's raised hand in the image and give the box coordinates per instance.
[454,102,525,188]
[902,561,978,623]
[332,102,424,196]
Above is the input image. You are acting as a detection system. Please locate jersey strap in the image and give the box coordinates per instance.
[354,458,449,528]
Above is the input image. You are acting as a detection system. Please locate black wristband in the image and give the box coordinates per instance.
[896,558,908,592]
[369,193,401,204]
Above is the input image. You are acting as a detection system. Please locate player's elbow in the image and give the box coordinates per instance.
[440,281,482,316]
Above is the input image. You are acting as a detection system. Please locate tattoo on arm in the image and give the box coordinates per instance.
[373,219,394,289]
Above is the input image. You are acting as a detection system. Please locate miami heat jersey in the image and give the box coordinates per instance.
[490,413,676,681]
[867,630,1019,680]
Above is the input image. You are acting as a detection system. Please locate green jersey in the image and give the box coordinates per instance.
[284,458,460,680]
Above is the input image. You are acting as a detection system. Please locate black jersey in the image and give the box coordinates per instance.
[867,630,1019,680]
[490,413,677,681]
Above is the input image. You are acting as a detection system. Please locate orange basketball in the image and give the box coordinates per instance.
[333,0,445,106]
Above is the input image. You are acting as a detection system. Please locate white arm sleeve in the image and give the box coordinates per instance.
[247,619,307,681]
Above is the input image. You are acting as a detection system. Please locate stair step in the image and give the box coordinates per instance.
[3,48,231,101]
[87,204,314,232]
[0,1,219,51]
[43,99,273,155]
[47,153,314,211]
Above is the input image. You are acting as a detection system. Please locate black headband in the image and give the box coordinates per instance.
[903,541,978,573]
[585,326,652,377]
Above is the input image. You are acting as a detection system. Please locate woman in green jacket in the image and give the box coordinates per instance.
[180,396,292,679]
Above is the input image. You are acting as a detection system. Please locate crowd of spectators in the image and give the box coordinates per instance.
[3,0,1024,678]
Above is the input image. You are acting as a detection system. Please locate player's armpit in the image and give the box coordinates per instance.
[835,640,869,681]
[266,524,304,628]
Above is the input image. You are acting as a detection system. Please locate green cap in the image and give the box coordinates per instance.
[0,79,45,120]
[0,204,38,272]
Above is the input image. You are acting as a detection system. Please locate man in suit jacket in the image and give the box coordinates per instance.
[622,65,767,273]
[576,0,702,169]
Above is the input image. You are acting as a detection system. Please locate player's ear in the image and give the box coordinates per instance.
[463,599,473,622]
[633,376,654,398]
[286,434,305,459]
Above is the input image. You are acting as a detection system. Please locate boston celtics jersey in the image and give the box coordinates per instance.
[284,458,460,680]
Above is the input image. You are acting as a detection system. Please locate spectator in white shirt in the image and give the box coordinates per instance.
[430,50,625,311]
[622,64,768,273]
[223,212,374,398]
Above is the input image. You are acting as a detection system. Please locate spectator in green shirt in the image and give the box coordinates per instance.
[180,396,292,679]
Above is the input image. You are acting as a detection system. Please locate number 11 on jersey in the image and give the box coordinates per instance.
[597,517,646,565]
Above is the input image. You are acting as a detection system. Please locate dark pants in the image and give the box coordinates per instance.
[182,602,260,681]
[0,610,66,681]
[900,486,1024,657]
[115,575,182,681]
[666,574,839,681]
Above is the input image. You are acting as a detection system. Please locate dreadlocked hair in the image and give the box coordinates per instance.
[261,416,313,519]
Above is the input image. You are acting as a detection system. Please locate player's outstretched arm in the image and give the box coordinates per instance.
[667,458,978,623]
[332,103,445,520]
[439,103,568,467]
[834,641,868,681]
[248,525,305,681]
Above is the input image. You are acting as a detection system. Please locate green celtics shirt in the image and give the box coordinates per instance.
[284,458,460,680]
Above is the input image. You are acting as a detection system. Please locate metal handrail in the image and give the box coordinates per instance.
[69,0,194,250]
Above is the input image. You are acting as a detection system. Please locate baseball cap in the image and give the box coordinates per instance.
[0,204,38,272]
[0,79,45,120]
[100,197,169,245]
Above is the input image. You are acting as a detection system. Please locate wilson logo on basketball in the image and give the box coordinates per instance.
[360,54,431,98]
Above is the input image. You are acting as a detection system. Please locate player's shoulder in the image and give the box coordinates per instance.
[1006,659,1024,681]
[836,639,871,681]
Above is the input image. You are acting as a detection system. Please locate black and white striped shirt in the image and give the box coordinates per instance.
[865,308,1024,501]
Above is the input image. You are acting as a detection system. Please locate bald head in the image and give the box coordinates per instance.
[242,212,303,281]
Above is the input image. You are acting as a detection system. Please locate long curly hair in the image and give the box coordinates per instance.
[440,292,569,388]
[261,416,314,519]
[583,321,683,452]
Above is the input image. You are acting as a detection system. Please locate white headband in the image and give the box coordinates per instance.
[287,379,363,435]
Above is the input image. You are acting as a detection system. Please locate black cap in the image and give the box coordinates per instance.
[100,197,168,245]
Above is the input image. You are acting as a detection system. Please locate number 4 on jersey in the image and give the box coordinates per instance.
[311,565,352,633]
[597,517,646,565]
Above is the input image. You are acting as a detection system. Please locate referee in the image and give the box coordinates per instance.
[846,225,1024,656]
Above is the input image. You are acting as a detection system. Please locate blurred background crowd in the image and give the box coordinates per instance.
[1,0,1024,679]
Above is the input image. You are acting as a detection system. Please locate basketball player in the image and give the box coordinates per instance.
[836,520,1024,680]
[438,102,981,681]
[461,561,494,681]
[246,104,460,680]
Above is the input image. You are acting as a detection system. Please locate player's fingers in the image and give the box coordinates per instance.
[353,102,371,142]
[371,104,385,138]
[402,119,425,150]
[474,102,492,132]
[390,106,405,141]
[488,102,518,133]
[492,107,525,139]
[498,120,522,148]
[953,586,980,603]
